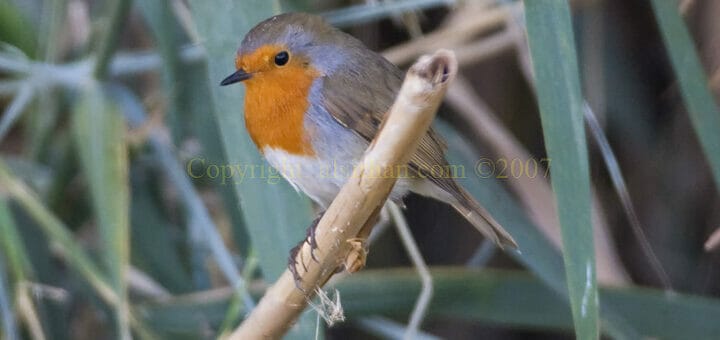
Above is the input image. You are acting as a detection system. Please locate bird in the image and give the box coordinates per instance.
[220,12,517,258]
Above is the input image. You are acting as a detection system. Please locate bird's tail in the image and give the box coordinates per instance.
[450,186,518,249]
[412,179,518,249]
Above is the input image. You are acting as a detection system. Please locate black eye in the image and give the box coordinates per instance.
[274,51,289,66]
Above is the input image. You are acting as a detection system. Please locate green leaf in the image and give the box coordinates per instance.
[438,120,639,338]
[0,197,31,282]
[187,0,314,282]
[435,120,566,293]
[186,1,317,337]
[0,160,118,306]
[0,0,37,56]
[649,0,720,190]
[71,84,131,339]
[0,83,33,143]
[140,267,720,339]
[321,0,453,27]
[0,160,156,339]
[0,198,26,340]
[135,0,186,142]
[523,1,598,338]
[135,0,253,286]
[336,268,720,339]
[0,256,18,340]
[92,0,132,79]
[129,163,193,293]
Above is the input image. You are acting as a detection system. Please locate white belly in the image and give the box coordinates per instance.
[263,147,412,208]
[263,147,347,207]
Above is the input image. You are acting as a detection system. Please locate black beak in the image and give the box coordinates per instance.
[220,69,252,86]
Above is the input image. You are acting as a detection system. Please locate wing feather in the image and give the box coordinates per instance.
[319,51,451,190]
[319,48,517,248]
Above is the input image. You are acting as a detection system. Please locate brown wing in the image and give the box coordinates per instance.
[319,51,454,192]
[320,51,517,248]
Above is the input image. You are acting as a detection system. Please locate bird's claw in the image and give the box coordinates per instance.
[287,211,325,291]
[308,215,320,263]
[344,238,368,273]
[288,242,306,292]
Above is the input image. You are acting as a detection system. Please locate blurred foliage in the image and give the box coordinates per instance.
[1,0,719,339]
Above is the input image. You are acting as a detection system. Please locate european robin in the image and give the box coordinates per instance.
[220,13,517,253]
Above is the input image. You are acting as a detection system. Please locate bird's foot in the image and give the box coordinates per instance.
[307,212,324,262]
[288,211,325,290]
[343,237,368,273]
[288,242,306,292]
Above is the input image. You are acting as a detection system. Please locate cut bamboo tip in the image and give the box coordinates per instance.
[227,49,458,339]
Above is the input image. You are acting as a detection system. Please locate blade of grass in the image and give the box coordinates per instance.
[355,316,441,340]
[0,198,46,338]
[109,45,205,77]
[186,0,314,283]
[0,198,31,282]
[136,0,186,142]
[0,160,157,339]
[158,38,257,265]
[140,288,236,337]
[183,2,318,337]
[128,165,194,293]
[4,184,68,338]
[0,82,34,143]
[0,43,32,74]
[37,0,65,62]
[335,268,720,339]
[437,121,638,338]
[130,0,212,286]
[0,255,18,340]
[388,202,432,339]
[92,0,132,79]
[153,140,256,308]
[25,0,65,160]
[136,0,253,284]
[113,98,191,298]
[523,1,598,338]
[649,0,720,189]
[436,120,566,295]
[322,0,455,27]
[139,267,720,338]
[71,83,131,339]
[0,159,119,306]
[14,286,46,340]
[0,1,36,56]
[112,83,256,310]
[583,103,672,290]
[135,0,250,258]
[24,87,59,161]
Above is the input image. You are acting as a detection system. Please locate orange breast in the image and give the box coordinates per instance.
[243,66,318,156]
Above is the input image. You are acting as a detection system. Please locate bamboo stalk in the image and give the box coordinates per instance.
[228,50,458,339]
